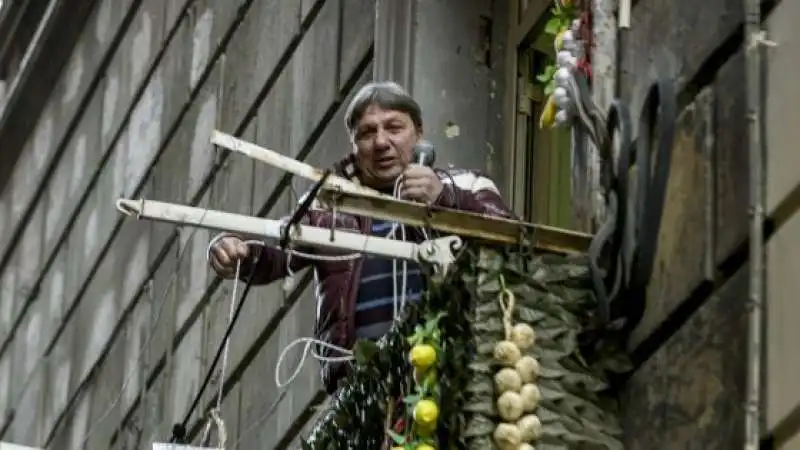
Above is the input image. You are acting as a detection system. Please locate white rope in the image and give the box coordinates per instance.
[216,260,241,410]
[271,176,429,389]
[207,171,441,392]
[76,205,213,449]
[199,407,228,449]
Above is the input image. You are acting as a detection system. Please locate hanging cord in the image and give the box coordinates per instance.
[199,408,228,449]
[194,259,243,448]
[77,208,213,448]
[497,275,517,340]
[170,248,261,443]
[273,173,442,389]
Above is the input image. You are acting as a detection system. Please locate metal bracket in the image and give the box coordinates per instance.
[417,235,463,275]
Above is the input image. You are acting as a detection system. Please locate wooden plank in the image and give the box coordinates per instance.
[713,51,748,265]
[317,188,593,252]
[213,130,592,252]
[622,267,748,449]
[629,89,714,347]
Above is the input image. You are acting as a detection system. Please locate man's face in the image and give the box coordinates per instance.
[352,104,420,189]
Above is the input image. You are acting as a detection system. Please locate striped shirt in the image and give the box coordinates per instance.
[354,219,425,340]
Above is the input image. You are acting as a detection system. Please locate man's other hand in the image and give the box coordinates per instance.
[400,165,444,204]
[209,236,251,279]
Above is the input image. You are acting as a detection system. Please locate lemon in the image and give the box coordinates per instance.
[409,344,437,371]
[415,421,436,437]
[416,444,436,450]
[413,399,440,428]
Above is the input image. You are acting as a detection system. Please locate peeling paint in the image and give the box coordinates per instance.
[179,228,209,327]
[95,0,112,44]
[62,47,84,105]
[102,74,119,138]
[188,94,217,194]
[444,122,460,139]
[70,134,87,195]
[170,324,202,423]
[11,155,33,220]
[49,269,65,323]
[84,206,98,261]
[112,132,128,197]
[125,75,164,196]
[20,217,42,279]
[68,392,91,450]
[130,12,153,89]
[484,141,495,176]
[25,311,41,376]
[0,269,15,331]
[48,354,71,432]
[34,113,54,172]
[82,290,117,379]
[123,232,149,302]
[0,355,9,419]
[191,9,214,89]
[0,198,6,251]
[45,166,68,243]
[123,302,149,408]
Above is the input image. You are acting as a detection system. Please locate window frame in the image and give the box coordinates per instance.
[502,0,585,231]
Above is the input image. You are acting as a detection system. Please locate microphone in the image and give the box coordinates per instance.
[412,140,436,167]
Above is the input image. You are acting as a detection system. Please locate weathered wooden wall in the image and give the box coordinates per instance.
[0,0,374,448]
[612,0,797,447]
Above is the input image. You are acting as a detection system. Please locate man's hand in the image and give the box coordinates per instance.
[209,235,251,279]
[400,165,444,204]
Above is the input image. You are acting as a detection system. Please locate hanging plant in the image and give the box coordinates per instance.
[538,0,593,129]
[301,244,631,450]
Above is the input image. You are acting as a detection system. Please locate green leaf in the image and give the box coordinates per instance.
[544,80,556,96]
[403,394,421,405]
[353,339,379,365]
[544,17,561,35]
[386,429,406,445]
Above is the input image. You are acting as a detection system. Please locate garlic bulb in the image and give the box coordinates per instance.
[520,383,541,412]
[497,391,525,421]
[494,340,522,366]
[495,367,523,393]
[518,414,543,442]
[510,324,536,350]
[515,356,540,383]
[493,423,522,450]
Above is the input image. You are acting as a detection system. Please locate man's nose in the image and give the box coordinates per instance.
[374,129,391,148]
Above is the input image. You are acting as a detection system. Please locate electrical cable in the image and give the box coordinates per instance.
[77,211,212,448]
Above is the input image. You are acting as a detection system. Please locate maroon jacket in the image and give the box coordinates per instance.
[234,167,514,393]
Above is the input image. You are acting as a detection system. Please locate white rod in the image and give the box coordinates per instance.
[210,130,385,199]
[116,198,419,262]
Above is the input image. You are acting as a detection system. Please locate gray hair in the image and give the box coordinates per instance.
[344,81,423,136]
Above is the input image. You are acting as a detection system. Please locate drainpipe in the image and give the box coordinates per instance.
[744,0,765,447]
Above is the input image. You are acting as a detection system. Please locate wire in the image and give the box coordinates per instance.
[171,253,260,442]
[273,176,425,390]
[77,210,211,448]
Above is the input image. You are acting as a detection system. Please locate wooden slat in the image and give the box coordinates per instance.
[316,188,592,253]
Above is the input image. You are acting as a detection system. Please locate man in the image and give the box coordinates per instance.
[208,81,513,393]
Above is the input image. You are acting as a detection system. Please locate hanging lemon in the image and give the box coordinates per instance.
[413,399,440,428]
[409,344,437,371]
[416,444,436,450]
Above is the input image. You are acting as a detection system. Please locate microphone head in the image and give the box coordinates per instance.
[412,140,436,167]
